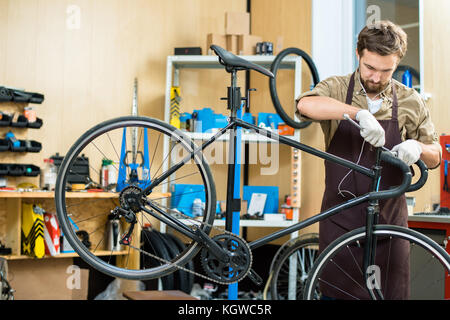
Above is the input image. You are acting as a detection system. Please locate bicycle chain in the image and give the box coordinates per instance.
[126,202,253,286]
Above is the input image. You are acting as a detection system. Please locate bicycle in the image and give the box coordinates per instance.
[0,258,14,300]
[55,45,450,300]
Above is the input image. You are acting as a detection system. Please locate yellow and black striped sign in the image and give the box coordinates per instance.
[22,203,45,258]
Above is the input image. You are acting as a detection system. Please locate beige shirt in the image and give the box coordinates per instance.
[295,71,440,155]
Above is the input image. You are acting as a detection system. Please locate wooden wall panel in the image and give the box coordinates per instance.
[0,0,246,260]
[0,0,246,167]
[412,0,450,212]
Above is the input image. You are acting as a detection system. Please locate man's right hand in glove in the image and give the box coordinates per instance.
[355,110,385,147]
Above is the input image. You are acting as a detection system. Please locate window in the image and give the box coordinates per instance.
[354,0,420,92]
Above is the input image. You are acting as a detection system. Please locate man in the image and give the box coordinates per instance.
[296,20,441,299]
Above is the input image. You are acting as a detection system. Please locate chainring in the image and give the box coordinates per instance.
[200,233,252,284]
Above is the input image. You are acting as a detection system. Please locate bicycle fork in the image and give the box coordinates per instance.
[363,202,384,300]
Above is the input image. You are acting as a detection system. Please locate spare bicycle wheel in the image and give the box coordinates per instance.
[269,47,320,129]
[55,116,216,281]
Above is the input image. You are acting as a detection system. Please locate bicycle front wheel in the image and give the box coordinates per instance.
[55,116,216,280]
[303,225,450,300]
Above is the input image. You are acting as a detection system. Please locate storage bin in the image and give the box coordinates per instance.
[0,163,8,176]
[27,117,43,129]
[24,164,40,177]
[11,115,28,128]
[26,140,42,153]
[0,139,9,152]
[8,164,25,176]
[0,113,12,127]
[10,140,26,152]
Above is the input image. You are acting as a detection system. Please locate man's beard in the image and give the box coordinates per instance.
[361,78,390,94]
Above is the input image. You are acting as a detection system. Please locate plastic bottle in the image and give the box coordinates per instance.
[107,214,121,252]
[24,106,36,123]
[101,159,110,189]
[192,198,204,217]
[402,69,412,88]
[281,195,293,220]
[40,159,57,191]
[107,161,117,186]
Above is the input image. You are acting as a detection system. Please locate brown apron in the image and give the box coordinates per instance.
[318,73,410,300]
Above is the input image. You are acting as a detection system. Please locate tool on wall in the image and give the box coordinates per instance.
[116,78,150,192]
[440,135,450,208]
[444,160,449,192]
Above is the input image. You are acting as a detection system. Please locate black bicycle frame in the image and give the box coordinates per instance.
[141,115,390,249]
[138,61,422,298]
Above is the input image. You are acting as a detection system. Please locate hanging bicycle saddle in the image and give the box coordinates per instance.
[210,45,274,78]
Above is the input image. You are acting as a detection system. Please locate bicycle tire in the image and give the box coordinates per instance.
[269,234,319,300]
[158,231,191,293]
[303,225,450,300]
[269,47,320,129]
[166,232,195,294]
[141,228,175,290]
[0,258,13,300]
[55,116,217,280]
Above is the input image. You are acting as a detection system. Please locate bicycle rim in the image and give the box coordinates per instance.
[55,116,216,280]
[269,235,319,300]
[304,225,450,300]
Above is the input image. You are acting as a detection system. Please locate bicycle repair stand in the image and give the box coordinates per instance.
[116,78,151,192]
[223,69,255,300]
[116,128,150,191]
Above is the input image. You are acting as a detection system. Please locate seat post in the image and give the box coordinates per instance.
[224,69,242,233]
[227,69,241,118]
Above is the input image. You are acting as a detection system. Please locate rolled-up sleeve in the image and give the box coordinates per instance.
[295,80,333,121]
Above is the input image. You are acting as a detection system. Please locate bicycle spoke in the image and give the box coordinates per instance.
[92,141,119,173]
[152,140,180,181]
[106,132,121,162]
[149,133,161,175]
[329,258,366,292]
[318,278,360,300]
[346,245,363,277]
[384,236,393,295]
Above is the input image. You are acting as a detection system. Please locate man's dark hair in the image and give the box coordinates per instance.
[357,20,408,59]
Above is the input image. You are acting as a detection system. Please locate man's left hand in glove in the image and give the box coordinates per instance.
[392,140,423,166]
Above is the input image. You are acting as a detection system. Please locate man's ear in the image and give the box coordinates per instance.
[356,48,360,61]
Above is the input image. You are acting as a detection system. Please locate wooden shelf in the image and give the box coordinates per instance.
[3,250,129,260]
[0,191,170,199]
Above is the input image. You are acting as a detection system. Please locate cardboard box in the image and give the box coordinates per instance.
[238,35,262,55]
[206,33,227,55]
[226,35,239,55]
[8,259,89,300]
[225,11,250,35]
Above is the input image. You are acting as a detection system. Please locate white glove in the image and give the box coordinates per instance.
[391,140,422,166]
[355,110,385,147]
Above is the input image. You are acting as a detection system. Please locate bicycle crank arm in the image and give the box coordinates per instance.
[247,268,263,286]
[191,224,231,264]
[142,202,231,264]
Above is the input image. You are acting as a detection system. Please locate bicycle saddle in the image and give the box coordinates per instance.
[210,45,274,78]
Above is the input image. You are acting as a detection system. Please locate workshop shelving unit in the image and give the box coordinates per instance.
[162,54,304,232]
[161,54,305,299]
[0,191,169,261]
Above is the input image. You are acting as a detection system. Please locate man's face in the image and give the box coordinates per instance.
[357,49,399,94]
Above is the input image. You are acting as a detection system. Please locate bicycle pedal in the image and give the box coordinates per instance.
[247,268,263,286]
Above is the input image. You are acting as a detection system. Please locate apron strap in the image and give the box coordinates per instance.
[391,83,399,121]
[346,73,356,106]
